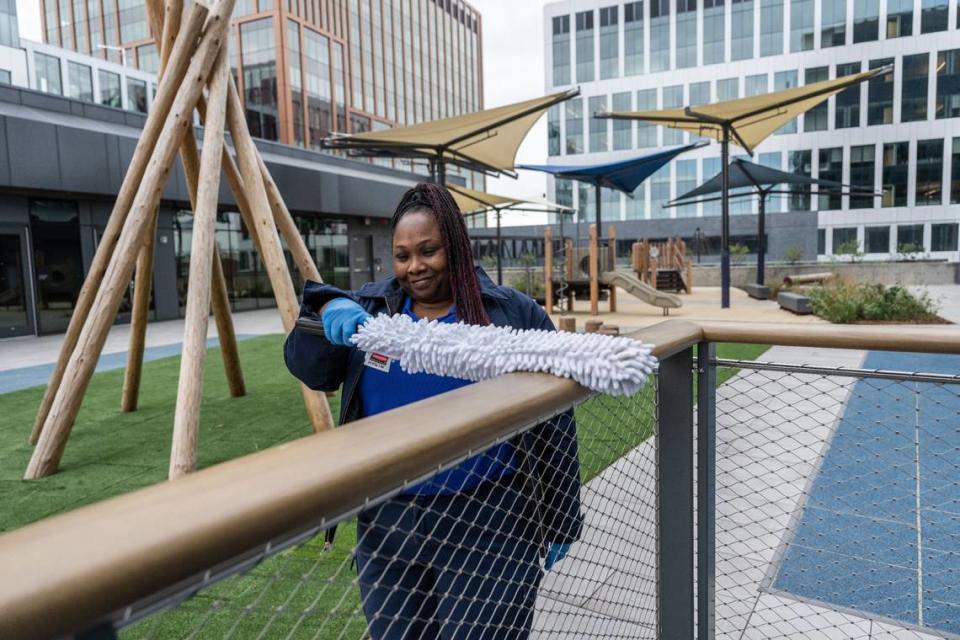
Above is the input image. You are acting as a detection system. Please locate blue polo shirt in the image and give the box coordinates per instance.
[358,296,516,496]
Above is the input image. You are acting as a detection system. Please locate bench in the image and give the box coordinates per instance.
[742,283,770,300]
[778,291,812,315]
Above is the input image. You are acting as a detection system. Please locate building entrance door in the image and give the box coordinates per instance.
[0,225,36,338]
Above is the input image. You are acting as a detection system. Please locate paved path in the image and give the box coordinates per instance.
[911,285,960,324]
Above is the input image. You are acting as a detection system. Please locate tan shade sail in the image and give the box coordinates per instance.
[598,68,885,154]
[323,90,578,174]
[447,184,524,215]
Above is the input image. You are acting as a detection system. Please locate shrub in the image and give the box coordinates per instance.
[783,244,804,265]
[509,273,544,300]
[807,281,940,324]
[897,242,925,261]
[730,243,750,265]
[834,239,863,263]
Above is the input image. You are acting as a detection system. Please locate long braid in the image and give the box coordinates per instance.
[391,183,490,326]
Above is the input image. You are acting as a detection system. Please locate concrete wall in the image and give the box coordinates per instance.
[692,261,960,287]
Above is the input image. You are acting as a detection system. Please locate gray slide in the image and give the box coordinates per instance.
[601,271,683,310]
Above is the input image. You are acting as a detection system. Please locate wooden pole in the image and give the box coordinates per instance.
[224,77,335,433]
[607,224,617,313]
[120,0,178,413]
[28,1,209,446]
[170,47,230,480]
[544,227,553,315]
[25,0,238,479]
[588,224,598,317]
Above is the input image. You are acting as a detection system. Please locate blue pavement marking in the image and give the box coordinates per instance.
[774,351,960,635]
[0,335,256,395]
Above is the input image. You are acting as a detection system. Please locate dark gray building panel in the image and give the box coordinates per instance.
[8,119,60,190]
[58,127,111,193]
[0,116,10,186]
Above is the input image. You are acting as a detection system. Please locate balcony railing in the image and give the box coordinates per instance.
[0,321,957,639]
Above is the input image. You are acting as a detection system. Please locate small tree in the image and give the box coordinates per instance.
[783,244,804,265]
[729,243,750,265]
[897,242,925,261]
[834,239,864,263]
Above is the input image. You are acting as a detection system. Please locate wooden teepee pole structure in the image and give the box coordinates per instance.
[26,0,335,481]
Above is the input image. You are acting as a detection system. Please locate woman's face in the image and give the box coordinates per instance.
[392,209,453,305]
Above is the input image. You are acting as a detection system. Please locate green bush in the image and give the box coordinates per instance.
[834,239,863,262]
[730,243,750,265]
[509,272,545,299]
[783,244,804,265]
[808,281,940,324]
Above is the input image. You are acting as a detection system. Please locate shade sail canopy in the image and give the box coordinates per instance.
[322,90,578,175]
[598,68,886,154]
[518,142,705,196]
[671,158,843,203]
[447,184,524,214]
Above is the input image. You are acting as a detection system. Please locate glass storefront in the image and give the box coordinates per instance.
[29,200,84,334]
[0,230,29,337]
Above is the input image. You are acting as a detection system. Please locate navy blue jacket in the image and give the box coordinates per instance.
[283,267,584,546]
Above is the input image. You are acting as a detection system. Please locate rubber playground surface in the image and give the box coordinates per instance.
[773,351,960,636]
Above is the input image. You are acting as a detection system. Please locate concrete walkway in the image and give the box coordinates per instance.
[910,284,960,324]
[534,344,947,639]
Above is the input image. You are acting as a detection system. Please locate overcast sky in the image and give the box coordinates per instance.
[14,0,556,221]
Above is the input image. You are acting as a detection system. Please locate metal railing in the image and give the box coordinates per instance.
[0,321,957,639]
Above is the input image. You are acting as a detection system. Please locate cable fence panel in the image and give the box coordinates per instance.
[120,379,661,640]
[713,358,960,640]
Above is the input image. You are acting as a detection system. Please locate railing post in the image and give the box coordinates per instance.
[697,341,717,640]
[657,346,695,639]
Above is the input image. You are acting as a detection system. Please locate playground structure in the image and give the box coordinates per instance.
[545,225,689,316]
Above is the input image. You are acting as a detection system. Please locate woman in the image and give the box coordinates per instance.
[284,183,583,640]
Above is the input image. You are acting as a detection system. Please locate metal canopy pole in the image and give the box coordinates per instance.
[720,126,731,309]
[496,207,503,285]
[757,189,767,287]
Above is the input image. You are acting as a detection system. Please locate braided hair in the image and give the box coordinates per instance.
[391,183,490,326]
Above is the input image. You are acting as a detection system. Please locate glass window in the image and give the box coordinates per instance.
[902,54,929,122]
[790,0,813,51]
[98,69,120,108]
[865,226,890,253]
[718,77,739,100]
[636,88,657,147]
[565,97,583,154]
[817,228,826,254]
[552,15,571,86]
[66,61,92,102]
[548,104,561,156]
[0,69,10,84]
[650,162,671,218]
[853,0,879,42]
[836,62,862,128]
[332,41,346,133]
[821,0,846,46]
[916,139,943,205]
[34,52,61,95]
[897,224,924,251]
[774,71,798,133]
[882,142,909,207]
[804,67,829,131]
[759,152,783,210]
[624,2,644,75]
[921,0,948,32]
[833,227,858,252]
[731,0,754,61]
[760,0,783,56]
[746,73,768,96]
[287,20,304,147]
[936,49,960,119]
[612,91,632,150]
[931,223,958,251]
[953,138,960,203]
[137,44,157,74]
[599,6,618,79]
[650,0,669,72]
[676,159,698,217]
[702,157,721,216]
[818,148,843,210]
[30,200,85,334]
[240,18,278,141]
[849,145,876,209]
[575,10,595,83]
[703,0,724,64]
[589,95,607,152]
[689,81,710,105]
[118,0,146,41]
[0,0,19,48]
[304,28,332,150]
[555,179,573,210]
[626,181,646,219]
[677,0,697,69]
[886,0,913,37]
[867,59,894,125]
[662,85,683,144]
[125,77,146,113]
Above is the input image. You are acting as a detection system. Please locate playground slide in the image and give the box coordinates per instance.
[600,271,682,310]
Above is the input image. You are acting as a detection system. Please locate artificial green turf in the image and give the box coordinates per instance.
[0,337,768,638]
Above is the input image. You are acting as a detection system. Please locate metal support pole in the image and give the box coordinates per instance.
[657,346,695,639]
[594,182,602,231]
[720,127,730,308]
[437,158,447,186]
[696,341,717,640]
[757,191,766,286]
[496,208,503,286]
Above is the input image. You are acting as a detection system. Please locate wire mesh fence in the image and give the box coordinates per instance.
[713,356,960,640]
[120,380,660,640]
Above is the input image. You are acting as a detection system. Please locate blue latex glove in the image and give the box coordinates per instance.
[321,298,371,346]
[544,543,571,570]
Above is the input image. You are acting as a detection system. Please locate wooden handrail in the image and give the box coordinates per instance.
[1,319,957,638]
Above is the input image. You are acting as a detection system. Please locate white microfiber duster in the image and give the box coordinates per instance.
[350,314,658,396]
